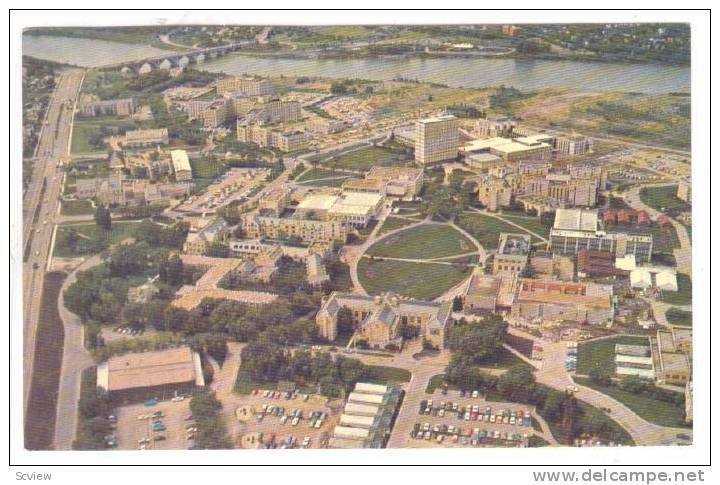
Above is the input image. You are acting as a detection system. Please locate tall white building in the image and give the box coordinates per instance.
[414,115,459,165]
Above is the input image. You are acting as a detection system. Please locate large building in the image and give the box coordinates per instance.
[97,347,205,404]
[330,382,402,449]
[241,214,350,244]
[415,115,459,165]
[294,192,384,228]
[237,122,309,152]
[316,292,452,349]
[549,208,653,263]
[183,218,228,255]
[652,327,692,386]
[365,166,424,199]
[124,128,169,147]
[462,136,552,162]
[556,134,592,156]
[171,149,193,182]
[493,233,531,275]
[476,115,517,138]
[216,76,274,96]
[80,98,135,117]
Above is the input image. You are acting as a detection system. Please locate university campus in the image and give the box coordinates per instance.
[19,22,695,453]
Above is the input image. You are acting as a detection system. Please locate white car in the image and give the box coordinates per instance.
[171,395,185,402]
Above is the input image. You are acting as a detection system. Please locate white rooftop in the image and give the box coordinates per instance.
[553,208,599,232]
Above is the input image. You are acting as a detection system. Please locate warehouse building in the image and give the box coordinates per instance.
[97,347,204,404]
[330,382,402,448]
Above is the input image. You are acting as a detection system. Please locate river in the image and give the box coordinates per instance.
[23,35,689,94]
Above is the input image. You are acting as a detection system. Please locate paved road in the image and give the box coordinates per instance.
[621,183,692,276]
[23,69,85,413]
[527,334,692,446]
[53,255,100,449]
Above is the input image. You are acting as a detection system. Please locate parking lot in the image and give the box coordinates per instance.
[405,390,548,448]
[115,397,193,450]
[219,390,342,449]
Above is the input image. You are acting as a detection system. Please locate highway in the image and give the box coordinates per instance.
[22,68,85,414]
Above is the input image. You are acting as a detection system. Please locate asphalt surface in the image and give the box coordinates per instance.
[23,69,85,415]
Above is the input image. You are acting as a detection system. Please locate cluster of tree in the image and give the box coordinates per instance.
[445,315,508,364]
[489,85,531,110]
[445,104,485,119]
[56,228,109,256]
[589,372,685,408]
[134,220,189,249]
[73,370,112,450]
[420,171,474,221]
[64,264,131,325]
[516,39,552,55]
[189,391,233,449]
[94,205,112,232]
[287,162,306,180]
[239,342,371,398]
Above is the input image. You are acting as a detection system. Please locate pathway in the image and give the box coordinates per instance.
[53,254,102,450]
[468,207,549,243]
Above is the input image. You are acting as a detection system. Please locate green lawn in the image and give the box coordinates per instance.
[358,258,472,300]
[61,199,94,216]
[53,222,141,258]
[324,146,413,171]
[576,335,650,376]
[366,224,475,260]
[377,216,420,236]
[364,365,412,385]
[425,374,460,394]
[71,117,138,155]
[190,156,226,179]
[640,185,691,213]
[498,214,551,239]
[660,273,692,306]
[575,377,688,428]
[457,212,542,250]
[665,308,692,327]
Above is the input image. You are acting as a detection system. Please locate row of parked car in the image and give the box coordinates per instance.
[253,389,312,401]
[257,404,327,429]
[411,422,529,446]
[261,434,314,449]
[104,414,119,448]
[114,325,145,336]
[419,400,533,427]
[566,343,578,371]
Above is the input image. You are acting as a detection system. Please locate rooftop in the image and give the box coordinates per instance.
[553,208,599,232]
[99,347,203,392]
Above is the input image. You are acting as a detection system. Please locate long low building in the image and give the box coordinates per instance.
[97,347,204,404]
[330,382,402,449]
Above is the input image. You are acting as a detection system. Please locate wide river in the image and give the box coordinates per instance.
[24,34,690,94]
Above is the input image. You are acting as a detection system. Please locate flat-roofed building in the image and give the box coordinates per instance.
[124,128,169,147]
[493,233,531,275]
[330,382,401,448]
[510,278,614,325]
[462,273,501,314]
[339,414,377,429]
[295,194,339,220]
[614,342,655,379]
[676,181,691,202]
[462,136,552,162]
[170,149,193,182]
[81,98,135,117]
[271,130,307,152]
[466,152,504,172]
[344,402,380,417]
[257,98,302,123]
[97,346,204,404]
[217,76,274,96]
[550,208,653,263]
[342,178,387,196]
[557,135,592,156]
[365,166,424,199]
[241,214,349,244]
[415,115,459,165]
[476,115,517,138]
[328,192,384,227]
[306,253,330,287]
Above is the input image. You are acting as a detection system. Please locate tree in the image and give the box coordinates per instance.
[445,315,507,364]
[94,204,112,232]
[496,364,537,404]
[336,306,355,336]
[452,295,464,312]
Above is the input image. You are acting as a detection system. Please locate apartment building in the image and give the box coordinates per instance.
[257,98,302,123]
[124,128,169,147]
[80,98,135,117]
[170,149,193,182]
[557,134,592,156]
[415,115,460,165]
[216,76,274,96]
[241,213,350,244]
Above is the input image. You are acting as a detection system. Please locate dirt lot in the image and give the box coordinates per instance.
[220,391,342,449]
[115,398,193,450]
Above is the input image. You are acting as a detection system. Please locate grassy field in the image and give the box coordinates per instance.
[358,258,472,300]
[499,214,551,239]
[324,146,413,171]
[190,156,226,179]
[640,185,691,213]
[366,224,475,260]
[377,216,421,236]
[665,308,692,327]
[575,377,688,428]
[61,199,95,216]
[53,222,140,258]
[576,335,650,376]
[425,374,460,394]
[660,273,692,306]
[456,212,542,250]
[365,365,412,385]
[71,117,138,155]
